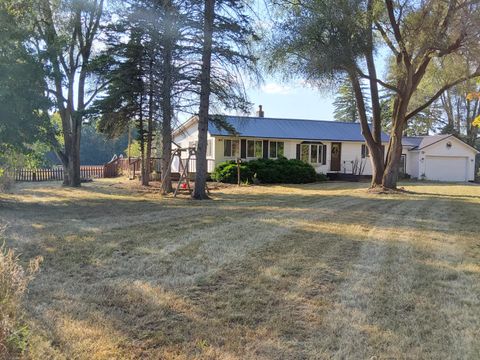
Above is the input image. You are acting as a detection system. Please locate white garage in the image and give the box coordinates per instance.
[425,156,468,182]
[402,135,479,182]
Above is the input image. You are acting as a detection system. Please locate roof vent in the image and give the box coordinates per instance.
[256,105,264,118]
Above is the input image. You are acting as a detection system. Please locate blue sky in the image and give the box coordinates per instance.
[245,77,336,120]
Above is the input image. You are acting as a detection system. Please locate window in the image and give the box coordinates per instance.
[361,144,370,158]
[246,140,263,158]
[301,144,309,162]
[300,143,326,164]
[311,144,318,163]
[207,140,212,157]
[247,140,255,157]
[232,140,239,157]
[399,154,406,175]
[269,141,285,158]
[255,141,263,158]
[224,140,231,157]
[224,139,239,157]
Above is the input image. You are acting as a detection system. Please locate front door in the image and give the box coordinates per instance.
[331,142,341,171]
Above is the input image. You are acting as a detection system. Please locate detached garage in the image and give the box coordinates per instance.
[402,135,479,182]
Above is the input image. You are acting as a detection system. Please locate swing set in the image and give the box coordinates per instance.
[160,145,210,197]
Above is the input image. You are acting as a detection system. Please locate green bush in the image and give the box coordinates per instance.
[316,173,329,182]
[0,169,14,193]
[212,157,318,184]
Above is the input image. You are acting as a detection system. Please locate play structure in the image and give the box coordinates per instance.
[160,145,210,197]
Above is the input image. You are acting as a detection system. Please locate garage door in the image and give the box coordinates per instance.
[425,156,468,182]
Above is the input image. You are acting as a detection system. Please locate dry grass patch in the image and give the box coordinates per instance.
[0,179,479,359]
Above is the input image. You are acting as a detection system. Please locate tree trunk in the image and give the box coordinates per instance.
[61,114,82,187]
[161,3,174,194]
[143,119,152,187]
[382,97,409,189]
[349,71,384,187]
[193,0,215,200]
[369,146,384,186]
[382,125,403,189]
[161,123,173,193]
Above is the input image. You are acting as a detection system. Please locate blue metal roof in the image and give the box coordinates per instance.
[208,116,389,142]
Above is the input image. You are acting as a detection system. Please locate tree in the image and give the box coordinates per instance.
[193,0,259,199]
[333,79,370,122]
[93,26,157,186]
[467,92,480,130]
[269,0,480,189]
[192,0,215,200]
[10,0,107,187]
[0,2,50,152]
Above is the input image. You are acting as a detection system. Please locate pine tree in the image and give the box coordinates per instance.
[333,80,371,123]
[193,0,259,199]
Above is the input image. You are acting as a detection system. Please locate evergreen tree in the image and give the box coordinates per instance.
[333,80,371,122]
[193,0,259,199]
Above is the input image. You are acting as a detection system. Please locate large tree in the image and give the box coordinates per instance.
[193,0,259,199]
[269,0,480,189]
[93,18,161,186]
[10,0,107,187]
[192,0,215,200]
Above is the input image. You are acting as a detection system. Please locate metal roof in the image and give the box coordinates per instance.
[402,135,451,150]
[208,116,390,142]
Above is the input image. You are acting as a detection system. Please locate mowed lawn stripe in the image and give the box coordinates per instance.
[0,180,478,359]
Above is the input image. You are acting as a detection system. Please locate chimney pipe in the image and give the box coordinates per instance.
[256,105,264,118]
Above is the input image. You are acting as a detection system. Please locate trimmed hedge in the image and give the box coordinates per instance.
[211,157,319,184]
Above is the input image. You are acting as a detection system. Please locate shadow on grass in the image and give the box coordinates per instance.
[26,220,480,359]
[3,180,479,357]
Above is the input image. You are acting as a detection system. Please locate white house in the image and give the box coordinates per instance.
[173,111,478,182]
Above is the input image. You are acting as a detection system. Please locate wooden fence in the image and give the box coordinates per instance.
[13,165,113,182]
[11,157,215,182]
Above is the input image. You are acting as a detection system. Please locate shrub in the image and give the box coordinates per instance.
[211,161,254,183]
[0,240,42,359]
[212,157,318,184]
[0,169,14,192]
[316,173,329,182]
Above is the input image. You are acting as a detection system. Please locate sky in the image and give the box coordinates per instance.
[245,78,336,120]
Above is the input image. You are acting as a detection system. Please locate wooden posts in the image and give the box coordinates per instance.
[236,158,241,186]
[160,146,210,197]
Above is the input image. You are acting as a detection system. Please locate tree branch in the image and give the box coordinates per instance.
[357,68,400,93]
[406,70,480,121]
[374,21,399,57]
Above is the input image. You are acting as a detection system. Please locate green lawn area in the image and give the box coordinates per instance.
[1,179,479,359]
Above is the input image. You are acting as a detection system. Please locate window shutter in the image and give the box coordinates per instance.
[263,140,269,159]
[322,145,327,164]
[361,144,366,158]
[296,144,300,160]
[240,139,246,159]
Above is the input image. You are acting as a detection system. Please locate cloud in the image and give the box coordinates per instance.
[261,83,293,95]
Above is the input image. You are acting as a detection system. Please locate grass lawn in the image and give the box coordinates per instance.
[1,179,479,359]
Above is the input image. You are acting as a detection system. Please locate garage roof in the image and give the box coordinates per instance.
[208,116,390,142]
[402,134,478,151]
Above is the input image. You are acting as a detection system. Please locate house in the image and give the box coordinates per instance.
[173,109,479,182]
[401,134,478,182]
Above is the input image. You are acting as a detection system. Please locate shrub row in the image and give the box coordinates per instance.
[211,157,324,184]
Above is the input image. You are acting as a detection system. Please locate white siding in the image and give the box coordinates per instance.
[417,137,477,181]
[212,138,387,175]
[405,150,419,178]
[173,126,392,176]
[172,122,216,173]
